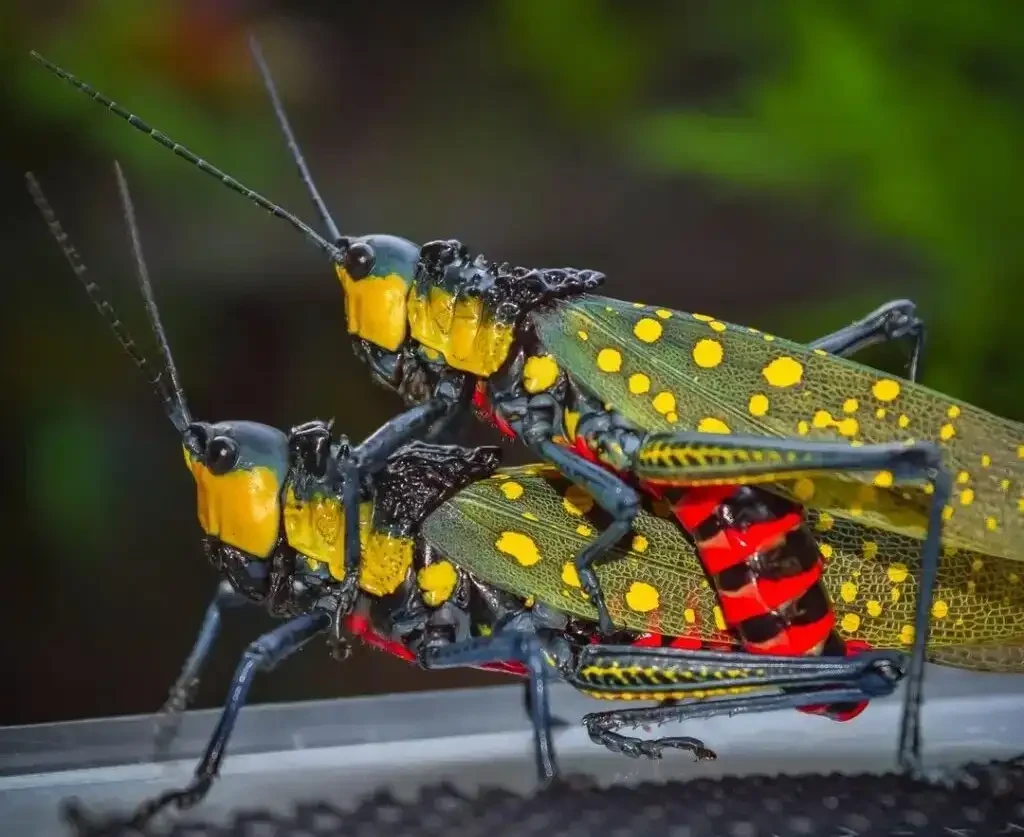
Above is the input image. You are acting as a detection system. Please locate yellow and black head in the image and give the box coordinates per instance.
[27,165,290,577]
[333,234,421,351]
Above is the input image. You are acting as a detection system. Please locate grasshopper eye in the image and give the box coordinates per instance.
[344,242,376,280]
[206,436,240,475]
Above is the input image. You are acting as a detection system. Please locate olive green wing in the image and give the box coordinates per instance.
[530,294,1024,563]
[420,464,734,643]
[808,510,1024,665]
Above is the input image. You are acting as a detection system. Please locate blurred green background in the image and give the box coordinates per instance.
[3,0,1022,725]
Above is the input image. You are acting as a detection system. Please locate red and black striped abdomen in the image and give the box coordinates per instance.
[656,483,837,657]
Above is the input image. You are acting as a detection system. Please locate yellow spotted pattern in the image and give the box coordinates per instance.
[421,465,1024,670]
[532,295,1024,564]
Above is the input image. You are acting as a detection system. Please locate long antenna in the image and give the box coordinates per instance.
[113,160,191,428]
[30,50,347,265]
[248,34,343,245]
[25,172,189,433]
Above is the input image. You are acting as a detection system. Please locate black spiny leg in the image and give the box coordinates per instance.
[808,298,926,382]
[152,580,248,759]
[532,437,640,635]
[421,630,559,784]
[64,611,331,833]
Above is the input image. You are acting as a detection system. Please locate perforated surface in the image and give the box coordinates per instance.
[69,758,1024,837]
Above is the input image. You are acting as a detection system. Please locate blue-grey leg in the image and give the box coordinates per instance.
[153,580,249,758]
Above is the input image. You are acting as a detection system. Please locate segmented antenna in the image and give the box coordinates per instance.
[248,34,344,245]
[113,161,191,429]
[25,172,189,433]
[30,50,346,265]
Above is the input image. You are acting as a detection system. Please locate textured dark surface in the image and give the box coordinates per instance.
[69,757,1024,837]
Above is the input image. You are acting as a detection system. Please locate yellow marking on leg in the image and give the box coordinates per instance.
[762,357,803,388]
[496,531,541,566]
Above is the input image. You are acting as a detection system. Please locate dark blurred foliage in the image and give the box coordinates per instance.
[1,0,1019,725]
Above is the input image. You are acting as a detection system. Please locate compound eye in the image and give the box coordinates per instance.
[206,436,240,475]
[344,242,376,280]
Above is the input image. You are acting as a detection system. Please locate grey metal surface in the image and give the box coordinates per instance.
[2,666,1024,836]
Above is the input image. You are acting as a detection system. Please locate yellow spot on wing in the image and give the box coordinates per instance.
[692,313,714,322]
[873,471,893,488]
[628,372,651,394]
[563,485,595,516]
[500,481,524,500]
[709,320,726,332]
[523,355,559,393]
[632,535,649,553]
[522,511,539,521]
[866,600,882,617]
[684,608,696,623]
[596,348,622,372]
[633,318,663,343]
[840,582,857,602]
[960,489,974,505]
[697,417,731,434]
[887,563,909,583]
[837,418,859,437]
[900,625,915,645]
[947,405,960,418]
[692,338,723,368]
[898,414,910,428]
[762,356,803,388]
[748,393,769,416]
[819,543,833,559]
[932,600,949,619]
[793,478,816,502]
[496,531,541,566]
[653,391,677,415]
[713,606,726,631]
[655,309,673,319]
[577,330,588,341]
[625,582,659,613]
[872,379,901,402]
[863,541,878,560]
[561,563,581,587]
[842,398,859,414]
[940,423,956,441]
[841,613,861,632]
